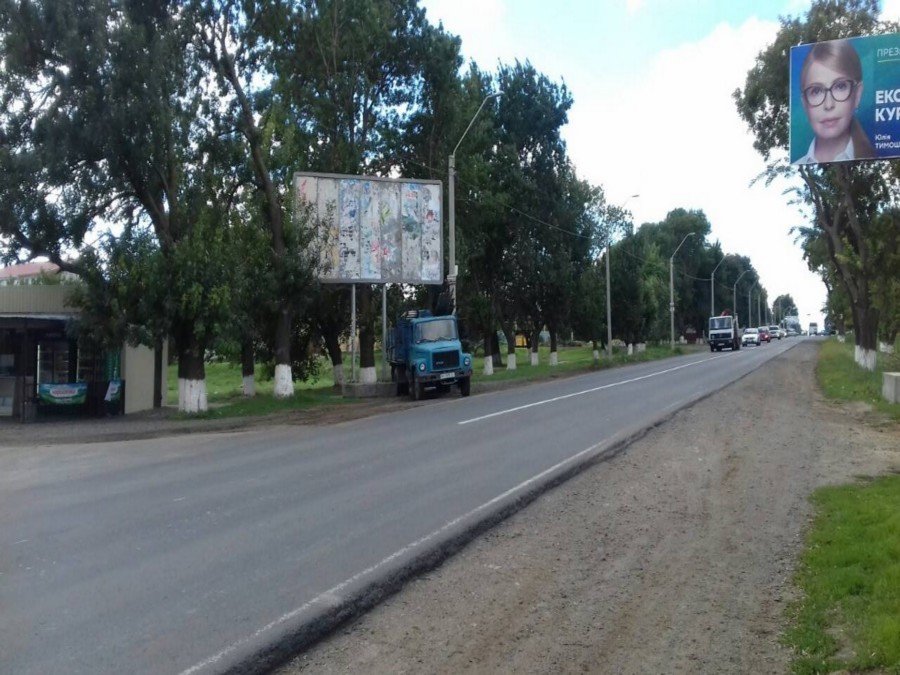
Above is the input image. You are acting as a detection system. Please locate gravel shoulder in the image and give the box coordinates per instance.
[278,342,899,674]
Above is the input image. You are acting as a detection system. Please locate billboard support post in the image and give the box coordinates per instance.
[350,284,356,384]
[382,284,388,382]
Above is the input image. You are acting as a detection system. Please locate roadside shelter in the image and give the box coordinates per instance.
[0,265,165,422]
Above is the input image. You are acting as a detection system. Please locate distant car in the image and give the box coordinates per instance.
[742,327,760,346]
[769,325,782,340]
[757,327,771,343]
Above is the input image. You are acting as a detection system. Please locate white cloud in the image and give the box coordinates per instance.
[882,0,900,21]
[626,0,645,13]
[419,0,516,68]
[566,17,828,324]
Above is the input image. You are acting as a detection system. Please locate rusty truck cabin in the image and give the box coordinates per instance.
[0,263,165,423]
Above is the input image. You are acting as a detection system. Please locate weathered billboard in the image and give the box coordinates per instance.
[790,33,900,165]
[294,172,443,285]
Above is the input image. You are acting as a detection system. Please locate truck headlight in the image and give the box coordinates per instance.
[464,356,471,367]
[418,362,426,372]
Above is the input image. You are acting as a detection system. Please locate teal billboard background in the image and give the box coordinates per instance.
[790,33,900,164]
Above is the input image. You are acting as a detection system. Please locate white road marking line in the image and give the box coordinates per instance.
[458,352,735,425]
[180,435,616,675]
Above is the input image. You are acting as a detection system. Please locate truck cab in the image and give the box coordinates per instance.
[388,310,473,400]
[708,312,741,352]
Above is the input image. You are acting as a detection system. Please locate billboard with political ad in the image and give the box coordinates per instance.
[790,33,900,165]
[294,172,443,285]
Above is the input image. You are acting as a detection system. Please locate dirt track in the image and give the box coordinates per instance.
[279,342,899,674]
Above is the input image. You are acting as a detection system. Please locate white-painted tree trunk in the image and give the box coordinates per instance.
[627,343,633,356]
[592,349,599,364]
[242,375,255,397]
[855,346,877,371]
[359,366,377,384]
[530,352,539,366]
[332,363,344,386]
[637,343,646,353]
[273,364,294,398]
[483,356,494,375]
[549,351,558,366]
[507,353,517,370]
[879,341,894,354]
[179,378,208,413]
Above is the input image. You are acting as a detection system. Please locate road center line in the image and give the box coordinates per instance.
[180,434,618,675]
[458,352,735,426]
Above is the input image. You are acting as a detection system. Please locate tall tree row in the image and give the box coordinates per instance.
[0,0,797,413]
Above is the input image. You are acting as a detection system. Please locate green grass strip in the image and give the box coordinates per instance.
[166,343,696,417]
[817,340,900,421]
[786,474,900,674]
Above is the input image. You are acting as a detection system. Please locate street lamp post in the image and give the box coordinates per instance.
[733,269,751,327]
[710,255,726,318]
[669,232,695,349]
[606,194,639,358]
[748,284,754,329]
[448,91,503,314]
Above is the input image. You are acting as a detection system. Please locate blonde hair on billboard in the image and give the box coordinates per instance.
[800,39,875,159]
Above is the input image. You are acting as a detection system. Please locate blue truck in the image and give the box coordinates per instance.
[388,310,473,400]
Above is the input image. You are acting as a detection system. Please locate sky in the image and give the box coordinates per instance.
[421,0,900,329]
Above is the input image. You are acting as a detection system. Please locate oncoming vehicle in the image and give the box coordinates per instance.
[757,326,771,343]
[707,312,741,352]
[742,327,761,346]
[768,325,782,340]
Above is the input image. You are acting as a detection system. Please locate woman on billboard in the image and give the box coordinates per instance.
[796,39,876,163]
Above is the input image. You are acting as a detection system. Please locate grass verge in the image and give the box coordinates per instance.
[167,343,699,418]
[785,474,900,674]
[816,339,900,421]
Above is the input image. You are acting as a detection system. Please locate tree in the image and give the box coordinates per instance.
[264,0,441,384]
[772,294,799,323]
[0,0,236,412]
[196,0,319,398]
[734,0,896,369]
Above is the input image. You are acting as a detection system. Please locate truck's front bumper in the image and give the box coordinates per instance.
[417,369,472,384]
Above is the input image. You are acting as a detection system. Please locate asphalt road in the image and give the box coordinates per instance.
[0,339,798,674]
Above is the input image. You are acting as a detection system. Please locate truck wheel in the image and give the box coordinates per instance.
[459,376,471,397]
[710,344,715,352]
[410,373,422,401]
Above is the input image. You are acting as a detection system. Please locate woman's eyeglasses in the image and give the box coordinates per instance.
[803,79,857,107]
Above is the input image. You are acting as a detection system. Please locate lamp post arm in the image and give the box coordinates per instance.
[452,93,500,158]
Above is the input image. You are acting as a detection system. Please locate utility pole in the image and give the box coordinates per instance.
[448,91,503,315]
[607,194,639,358]
[710,255,725,318]
[748,285,753,329]
[733,270,751,328]
[669,232,695,349]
